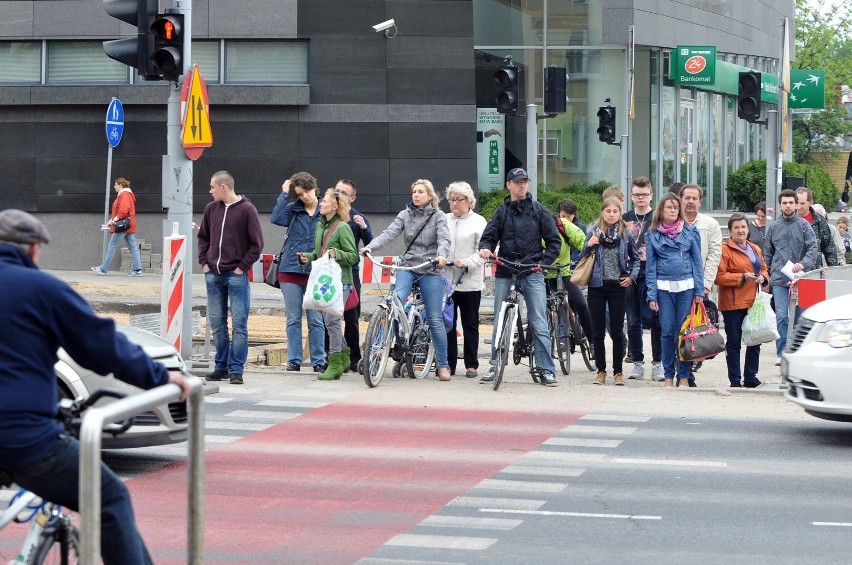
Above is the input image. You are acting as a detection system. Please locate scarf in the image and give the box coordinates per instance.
[595,225,621,247]
[657,220,684,240]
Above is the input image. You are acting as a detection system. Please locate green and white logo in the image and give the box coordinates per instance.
[788,69,825,110]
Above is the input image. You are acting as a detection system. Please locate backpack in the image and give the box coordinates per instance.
[555,216,572,246]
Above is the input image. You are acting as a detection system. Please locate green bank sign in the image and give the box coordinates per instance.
[674,46,716,84]
[671,46,779,104]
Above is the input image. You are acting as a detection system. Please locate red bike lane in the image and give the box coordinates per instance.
[129,403,582,564]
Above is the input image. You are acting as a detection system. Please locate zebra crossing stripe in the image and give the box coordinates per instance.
[384,533,497,550]
[419,516,523,530]
[544,437,622,448]
[473,479,567,493]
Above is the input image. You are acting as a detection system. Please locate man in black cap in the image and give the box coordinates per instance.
[479,168,562,386]
[0,209,190,565]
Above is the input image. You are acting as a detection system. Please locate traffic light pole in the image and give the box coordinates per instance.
[526,104,538,200]
[162,0,194,360]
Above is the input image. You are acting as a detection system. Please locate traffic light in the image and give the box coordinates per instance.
[103,0,157,78]
[597,105,616,144]
[150,14,184,81]
[493,65,520,115]
[738,71,762,122]
[544,67,567,115]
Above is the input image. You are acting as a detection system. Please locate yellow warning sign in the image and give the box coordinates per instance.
[181,65,212,148]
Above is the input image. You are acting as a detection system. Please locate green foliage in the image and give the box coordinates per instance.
[476,181,608,225]
[792,106,848,164]
[725,159,837,211]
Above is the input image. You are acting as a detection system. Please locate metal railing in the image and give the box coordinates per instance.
[78,376,205,564]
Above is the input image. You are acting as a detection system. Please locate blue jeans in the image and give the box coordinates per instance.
[771,285,801,356]
[395,270,449,368]
[657,289,694,380]
[721,308,761,385]
[490,272,555,374]
[281,282,326,366]
[99,231,142,273]
[4,434,152,565]
[205,270,250,375]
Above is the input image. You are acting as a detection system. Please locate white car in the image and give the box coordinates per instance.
[54,323,199,448]
[783,293,852,422]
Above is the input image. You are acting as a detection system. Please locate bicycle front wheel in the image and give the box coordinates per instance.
[362,308,392,387]
[33,522,80,565]
[493,308,514,391]
[405,315,435,379]
[572,312,595,371]
[554,301,571,375]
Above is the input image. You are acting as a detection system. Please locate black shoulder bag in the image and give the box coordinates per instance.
[264,228,289,288]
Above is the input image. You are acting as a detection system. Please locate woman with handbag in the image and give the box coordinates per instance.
[91,177,143,276]
[715,213,769,388]
[298,189,358,381]
[578,197,640,386]
[361,179,452,381]
[271,172,327,373]
[645,193,704,387]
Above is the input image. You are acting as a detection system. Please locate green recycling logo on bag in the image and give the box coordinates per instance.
[312,274,338,304]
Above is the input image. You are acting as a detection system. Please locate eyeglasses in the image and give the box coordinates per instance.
[632,193,651,198]
[449,197,467,203]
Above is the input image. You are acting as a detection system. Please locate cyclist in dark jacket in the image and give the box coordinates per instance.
[0,209,190,565]
[479,168,562,386]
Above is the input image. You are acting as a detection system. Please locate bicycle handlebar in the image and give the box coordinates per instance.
[362,251,439,272]
[58,388,134,438]
[494,258,566,273]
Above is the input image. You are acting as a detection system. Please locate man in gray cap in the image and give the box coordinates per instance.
[0,209,190,565]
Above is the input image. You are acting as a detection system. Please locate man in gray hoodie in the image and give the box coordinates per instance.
[762,189,818,363]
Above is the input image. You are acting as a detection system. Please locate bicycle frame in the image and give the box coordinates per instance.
[1,489,62,564]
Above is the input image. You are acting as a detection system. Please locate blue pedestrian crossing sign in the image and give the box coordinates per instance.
[106,98,124,148]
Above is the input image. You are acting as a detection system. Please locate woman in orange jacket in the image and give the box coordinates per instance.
[714,213,769,387]
[92,177,143,276]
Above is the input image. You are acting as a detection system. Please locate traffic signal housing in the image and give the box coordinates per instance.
[597,105,616,144]
[494,65,520,115]
[738,71,762,122]
[544,66,567,115]
[103,0,157,77]
[150,14,184,81]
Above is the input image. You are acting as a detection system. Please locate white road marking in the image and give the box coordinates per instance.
[813,522,852,527]
[204,435,243,444]
[544,437,622,448]
[524,451,607,462]
[501,465,585,477]
[385,534,497,550]
[474,479,566,493]
[203,396,233,404]
[448,496,546,510]
[479,508,662,520]
[255,399,329,408]
[611,458,727,467]
[559,425,637,436]
[420,516,523,530]
[358,559,465,565]
[580,414,651,422]
[224,409,303,420]
[204,420,270,431]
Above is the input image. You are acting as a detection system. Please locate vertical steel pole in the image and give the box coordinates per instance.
[526,104,538,199]
[103,145,113,257]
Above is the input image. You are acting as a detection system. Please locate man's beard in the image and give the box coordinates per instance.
[782,208,796,217]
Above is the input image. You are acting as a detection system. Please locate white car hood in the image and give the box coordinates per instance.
[802,293,852,323]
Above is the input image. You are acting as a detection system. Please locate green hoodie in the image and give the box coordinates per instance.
[544,217,586,278]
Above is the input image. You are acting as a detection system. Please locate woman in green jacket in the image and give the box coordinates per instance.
[298,189,358,380]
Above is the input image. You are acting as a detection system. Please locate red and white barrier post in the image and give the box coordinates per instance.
[161,222,186,351]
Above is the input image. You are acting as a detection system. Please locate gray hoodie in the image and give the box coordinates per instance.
[369,202,451,274]
[763,213,818,287]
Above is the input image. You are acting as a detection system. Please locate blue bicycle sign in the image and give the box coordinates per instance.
[105,98,124,148]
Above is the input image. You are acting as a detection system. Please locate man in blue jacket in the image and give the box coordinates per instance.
[479,168,562,386]
[0,209,190,565]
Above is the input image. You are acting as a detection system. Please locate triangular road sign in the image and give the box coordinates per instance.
[181,65,213,154]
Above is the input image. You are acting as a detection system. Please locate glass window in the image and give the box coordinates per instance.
[224,41,307,84]
[192,41,220,83]
[473,0,544,46]
[547,0,601,46]
[650,50,660,192]
[0,42,40,84]
[47,41,127,83]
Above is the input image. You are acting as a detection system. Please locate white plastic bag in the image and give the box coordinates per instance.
[302,252,344,316]
[742,289,780,346]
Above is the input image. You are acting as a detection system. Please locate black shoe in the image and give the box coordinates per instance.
[693,361,703,372]
[229,373,243,385]
[688,379,697,388]
[744,378,762,388]
[285,361,301,372]
[313,362,328,373]
[539,370,558,387]
[205,370,227,382]
[729,381,743,387]
[480,368,495,383]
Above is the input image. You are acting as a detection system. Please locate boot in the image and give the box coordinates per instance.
[341,347,351,373]
[318,351,343,381]
[332,350,348,380]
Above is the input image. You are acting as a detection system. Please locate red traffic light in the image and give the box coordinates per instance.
[151,15,182,43]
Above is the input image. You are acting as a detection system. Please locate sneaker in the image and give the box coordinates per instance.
[651,362,664,381]
[744,378,763,389]
[539,370,558,387]
[775,357,781,366]
[613,373,624,386]
[313,362,328,373]
[688,379,697,388]
[285,361,301,372]
[593,371,606,385]
[628,361,645,380]
[127,270,142,277]
[350,360,361,373]
[204,370,227,382]
[90,266,107,275]
[480,368,495,383]
[229,373,244,385]
[465,369,478,378]
[729,381,743,387]
[624,353,633,363]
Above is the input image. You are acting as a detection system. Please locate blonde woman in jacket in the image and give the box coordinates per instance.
[714,213,769,388]
[444,181,487,378]
[92,177,143,276]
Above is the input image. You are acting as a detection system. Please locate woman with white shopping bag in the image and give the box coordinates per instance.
[714,213,770,388]
[298,189,358,381]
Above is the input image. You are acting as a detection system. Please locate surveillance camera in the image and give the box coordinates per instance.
[372,19,395,32]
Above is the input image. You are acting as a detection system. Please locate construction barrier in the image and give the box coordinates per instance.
[161,222,185,351]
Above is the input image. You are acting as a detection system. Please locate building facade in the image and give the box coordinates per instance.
[0,0,794,269]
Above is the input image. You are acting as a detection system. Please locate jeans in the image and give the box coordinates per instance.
[446,289,481,372]
[721,308,761,384]
[771,285,801,356]
[490,272,555,374]
[281,282,326,366]
[99,231,142,273]
[4,434,152,565]
[205,270,250,375]
[395,270,449,369]
[587,281,628,374]
[657,289,695,380]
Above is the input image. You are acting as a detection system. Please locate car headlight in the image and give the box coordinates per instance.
[816,319,852,348]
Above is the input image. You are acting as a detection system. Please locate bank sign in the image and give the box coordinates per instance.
[675,46,716,85]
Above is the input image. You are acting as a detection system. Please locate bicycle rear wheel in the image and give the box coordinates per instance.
[405,314,435,379]
[571,312,595,371]
[554,301,571,375]
[362,308,392,387]
[493,308,514,391]
[33,521,80,565]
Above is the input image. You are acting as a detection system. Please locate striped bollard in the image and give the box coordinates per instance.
[161,222,186,351]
